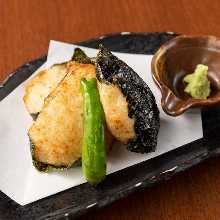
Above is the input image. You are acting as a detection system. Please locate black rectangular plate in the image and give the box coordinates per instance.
[1,32,220,220]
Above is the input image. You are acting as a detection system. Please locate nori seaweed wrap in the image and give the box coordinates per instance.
[96,46,160,153]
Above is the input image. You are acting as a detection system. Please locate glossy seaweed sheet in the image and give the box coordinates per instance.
[1,32,220,220]
[96,46,160,153]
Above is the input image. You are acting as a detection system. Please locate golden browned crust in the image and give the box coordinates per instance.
[98,82,135,144]
[23,63,68,114]
[29,63,96,167]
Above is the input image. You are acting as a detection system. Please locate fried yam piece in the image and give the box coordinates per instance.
[98,82,135,144]
[29,62,96,167]
[96,46,160,153]
[23,63,67,115]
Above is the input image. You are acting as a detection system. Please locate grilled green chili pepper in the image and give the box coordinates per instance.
[80,78,106,185]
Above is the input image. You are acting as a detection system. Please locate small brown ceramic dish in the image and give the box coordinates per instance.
[151,35,220,116]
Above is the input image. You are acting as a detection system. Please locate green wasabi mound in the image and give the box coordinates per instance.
[183,64,211,99]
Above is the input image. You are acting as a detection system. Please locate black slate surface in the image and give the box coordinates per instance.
[1,32,220,220]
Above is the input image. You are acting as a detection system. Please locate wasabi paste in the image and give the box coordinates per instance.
[183,64,211,99]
